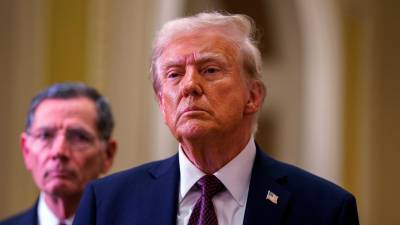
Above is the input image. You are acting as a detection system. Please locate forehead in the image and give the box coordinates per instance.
[158,31,239,67]
[31,97,98,130]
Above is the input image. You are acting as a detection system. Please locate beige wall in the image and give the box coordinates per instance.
[362,1,400,224]
[0,0,45,217]
[1,1,399,224]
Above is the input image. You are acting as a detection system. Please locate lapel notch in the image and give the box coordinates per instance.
[139,154,180,225]
[243,148,292,225]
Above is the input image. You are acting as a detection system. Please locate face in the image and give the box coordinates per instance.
[156,30,263,141]
[21,97,116,198]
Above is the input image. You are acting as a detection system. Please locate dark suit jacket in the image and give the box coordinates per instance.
[73,146,359,225]
[0,202,38,225]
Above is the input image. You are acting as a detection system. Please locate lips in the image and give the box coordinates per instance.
[183,105,206,113]
[179,105,208,118]
[45,169,75,179]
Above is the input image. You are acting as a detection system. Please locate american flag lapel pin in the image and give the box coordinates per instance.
[266,190,279,204]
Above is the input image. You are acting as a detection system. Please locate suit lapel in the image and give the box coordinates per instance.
[142,154,180,225]
[243,147,291,225]
[18,200,39,225]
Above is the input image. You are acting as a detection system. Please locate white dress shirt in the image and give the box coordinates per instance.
[38,193,74,225]
[177,136,256,225]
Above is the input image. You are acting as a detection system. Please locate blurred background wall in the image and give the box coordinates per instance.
[0,0,399,224]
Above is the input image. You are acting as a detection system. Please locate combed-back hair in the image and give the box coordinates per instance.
[150,12,265,96]
[25,82,114,140]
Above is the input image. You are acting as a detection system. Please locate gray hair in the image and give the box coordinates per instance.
[25,82,114,140]
[150,12,266,96]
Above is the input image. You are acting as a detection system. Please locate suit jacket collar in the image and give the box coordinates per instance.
[144,154,180,225]
[14,200,39,225]
[243,145,292,225]
[31,201,39,225]
[143,144,291,225]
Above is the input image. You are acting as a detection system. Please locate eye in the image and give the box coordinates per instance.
[35,130,55,140]
[67,129,94,144]
[167,72,181,78]
[165,67,185,79]
[202,66,220,75]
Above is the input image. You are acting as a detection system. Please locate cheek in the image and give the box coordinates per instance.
[210,82,247,105]
[210,87,248,119]
[29,153,47,173]
[28,155,48,187]
[76,153,104,179]
[160,93,179,119]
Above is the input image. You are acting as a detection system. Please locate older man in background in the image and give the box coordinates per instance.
[73,12,359,225]
[0,83,117,225]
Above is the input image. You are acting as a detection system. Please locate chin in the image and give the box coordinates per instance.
[177,124,215,140]
[46,182,78,197]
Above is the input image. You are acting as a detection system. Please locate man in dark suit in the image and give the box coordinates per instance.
[73,12,359,225]
[0,83,117,225]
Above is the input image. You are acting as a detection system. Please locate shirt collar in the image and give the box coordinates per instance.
[179,136,256,206]
[38,193,75,225]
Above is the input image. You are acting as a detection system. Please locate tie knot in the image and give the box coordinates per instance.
[197,175,224,198]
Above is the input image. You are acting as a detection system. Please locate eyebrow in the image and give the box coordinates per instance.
[31,125,93,134]
[29,126,56,133]
[160,52,228,70]
[196,53,228,65]
[161,57,186,70]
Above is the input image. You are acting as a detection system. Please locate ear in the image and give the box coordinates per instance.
[100,138,117,174]
[20,132,34,171]
[244,80,266,115]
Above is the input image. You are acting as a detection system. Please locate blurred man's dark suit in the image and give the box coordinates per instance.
[0,202,38,225]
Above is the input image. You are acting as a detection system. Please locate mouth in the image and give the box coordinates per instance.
[45,169,75,179]
[180,106,208,117]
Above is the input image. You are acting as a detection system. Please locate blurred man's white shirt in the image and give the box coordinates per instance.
[38,193,74,225]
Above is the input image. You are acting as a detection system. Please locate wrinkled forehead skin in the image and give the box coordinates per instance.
[152,26,245,93]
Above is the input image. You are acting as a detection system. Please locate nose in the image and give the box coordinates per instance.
[181,67,203,97]
[49,134,70,160]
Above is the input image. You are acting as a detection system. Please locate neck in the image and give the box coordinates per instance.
[44,192,81,220]
[181,128,252,174]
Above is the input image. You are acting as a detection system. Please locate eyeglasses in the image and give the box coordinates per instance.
[27,127,100,151]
